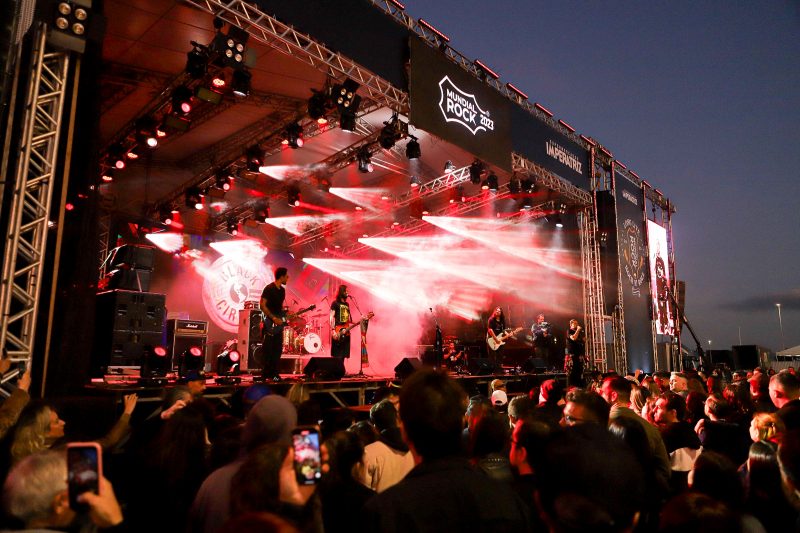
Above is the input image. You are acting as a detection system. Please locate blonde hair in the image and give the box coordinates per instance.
[751,412,784,442]
[10,404,53,465]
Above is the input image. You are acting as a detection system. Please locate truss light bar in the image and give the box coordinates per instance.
[534,102,553,117]
[231,68,251,97]
[558,119,575,133]
[474,59,499,80]
[615,160,627,169]
[505,82,528,100]
[418,19,450,42]
[405,137,421,160]
[579,135,596,146]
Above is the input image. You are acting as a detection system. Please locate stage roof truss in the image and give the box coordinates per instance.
[512,153,592,207]
[182,0,409,112]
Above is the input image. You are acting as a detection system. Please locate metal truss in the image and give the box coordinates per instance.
[578,208,607,371]
[291,165,473,248]
[99,61,172,115]
[0,25,70,372]
[511,153,592,207]
[612,277,628,373]
[182,0,408,112]
[615,165,674,213]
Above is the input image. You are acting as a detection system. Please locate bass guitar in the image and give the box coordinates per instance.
[332,312,374,341]
[263,304,316,336]
[486,327,523,351]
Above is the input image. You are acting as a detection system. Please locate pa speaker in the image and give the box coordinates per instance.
[303,358,345,381]
[468,358,500,376]
[394,357,423,380]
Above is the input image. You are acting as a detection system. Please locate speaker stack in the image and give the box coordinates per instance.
[166,319,208,373]
[237,304,264,371]
[93,290,166,373]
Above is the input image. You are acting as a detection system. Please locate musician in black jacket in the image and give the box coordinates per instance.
[330,284,352,359]
[260,267,289,382]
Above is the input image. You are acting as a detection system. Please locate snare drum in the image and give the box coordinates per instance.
[295,333,321,354]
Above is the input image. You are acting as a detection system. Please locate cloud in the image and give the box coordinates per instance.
[721,288,800,312]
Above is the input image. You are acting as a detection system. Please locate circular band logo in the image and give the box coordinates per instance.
[201,256,272,333]
[621,219,647,297]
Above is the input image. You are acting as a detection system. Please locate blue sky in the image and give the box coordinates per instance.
[410,1,800,351]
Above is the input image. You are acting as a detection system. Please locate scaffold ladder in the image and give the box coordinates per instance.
[579,209,607,371]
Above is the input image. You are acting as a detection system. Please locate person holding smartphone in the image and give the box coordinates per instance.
[2,449,125,531]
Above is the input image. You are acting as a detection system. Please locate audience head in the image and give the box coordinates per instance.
[470,409,509,458]
[242,396,297,452]
[669,372,688,393]
[748,373,770,401]
[2,451,73,528]
[509,419,550,473]
[689,451,744,507]
[489,379,506,395]
[230,443,287,517]
[325,430,365,484]
[507,395,536,427]
[747,440,784,501]
[629,385,648,415]
[163,385,193,411]
[600,375,632,406]
[749,412,784,443]
[770,372,800,409]
[659,492,740,533]
[9,401,64,465]
[704,395,731,421]
[609,416,652,471]
[349,420,378,447]
[399,369,466,461]
[655,392,686,425]
[777,430,800,509]
[561,390,610,427]
[538,379,563,405]
[536,424,645,532]
[370,399,399,433]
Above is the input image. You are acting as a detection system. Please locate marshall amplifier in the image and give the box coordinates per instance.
[166,319,208,369]
[238,309,263,371]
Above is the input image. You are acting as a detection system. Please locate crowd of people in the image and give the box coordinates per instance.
[0,361,798,532]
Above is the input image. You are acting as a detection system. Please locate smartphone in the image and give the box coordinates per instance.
[67,442,102,511]
[291,427,322,485]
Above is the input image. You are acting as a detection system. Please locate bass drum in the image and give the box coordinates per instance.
[295,333,322,354]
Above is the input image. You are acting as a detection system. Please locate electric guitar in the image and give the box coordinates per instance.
[486,327,524,351]
[332,312,374,341]
[263,305,316,336]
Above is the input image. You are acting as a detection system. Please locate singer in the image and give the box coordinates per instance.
[329,284,352,359]
[565,318,585,387]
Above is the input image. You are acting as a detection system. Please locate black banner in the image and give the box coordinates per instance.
[409,37,512,170]
[614,172,653,372]
[510,106,591,190]
[256,0,409,89]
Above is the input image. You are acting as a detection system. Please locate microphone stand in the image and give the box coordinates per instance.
[348,295,369,380]
[431,308,443,370]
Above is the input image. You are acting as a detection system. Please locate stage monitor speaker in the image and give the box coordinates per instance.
[303,358,345,381]
[238,309,263,371]
[521,357,547,373]
[96,290,166,333]
[469,358,500,376]
[394,357,424,380]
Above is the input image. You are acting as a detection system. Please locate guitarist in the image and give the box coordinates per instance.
[487,307,506,364]
[260,267,289,382]
[330,284,352,359]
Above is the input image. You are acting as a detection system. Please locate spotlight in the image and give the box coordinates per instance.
[521,197,533,210]
[253,201,269,222]
[185,187,203,209]
[108,144,126,169]
[211,73,226,88]
[141,345,170,380]
[308,89,331,124]
[339,109,357,133]
[486,173,499,192]
[555,216,564,228]
[178,345,205,377]
[231,68,251,97]
[172,85,194,115]
[450,184,464,203]
[333,79,361,112]
[284,122,304,149]
[135,117,159,148]
[379,115,402,149]
[158,205,174,225]
[215,170,233,191]
[521,178,536,194]
[508,176,521,194]
[51,1,91,53]
[245,144,263,172]
[558,203,567,214]
[126,147,139,160]
[356,146,373,173]
[101,168,114,182]
[405,137,421,160]
[444,160,455,174]
[287,184,301,207]
[410,175,421,188]
[226,218,239,236]
[217,344,241,375]
[185,45,208,79]
[469,160,485,184]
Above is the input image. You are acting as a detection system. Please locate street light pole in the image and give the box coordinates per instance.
[776,303,785,351]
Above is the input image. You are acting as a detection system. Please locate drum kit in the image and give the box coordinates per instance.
[282,313,326,355]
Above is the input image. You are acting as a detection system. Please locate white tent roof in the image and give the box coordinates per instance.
[777,345,800,357]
